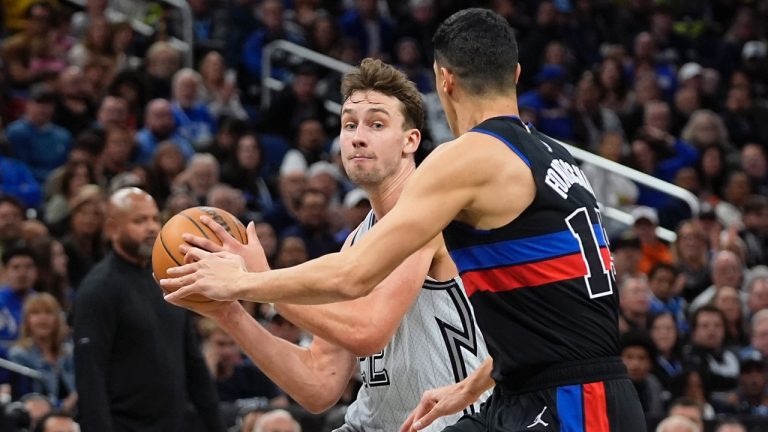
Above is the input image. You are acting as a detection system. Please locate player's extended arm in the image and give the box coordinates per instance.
[181,214,437,357]
[212,302,358,413]
[276,236,437,357]
[162,141,481,304]
[400,357,495,432]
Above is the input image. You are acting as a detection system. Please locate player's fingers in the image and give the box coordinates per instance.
[165,261,197,276]
[162,282,199,302]
[182,246,212,263]
[200,215,237,245]
[182,233,223,253]
[399,411,416,432]
[245,221,261,246]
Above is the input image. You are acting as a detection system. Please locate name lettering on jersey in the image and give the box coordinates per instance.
[359,350,390,388]
[545,159,597,200]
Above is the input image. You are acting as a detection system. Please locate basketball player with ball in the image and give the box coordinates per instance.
[162,59,490,431]
[163,8,645,432]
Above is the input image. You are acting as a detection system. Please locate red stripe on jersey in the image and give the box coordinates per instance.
[462,248,612,297]
[583,381,610,432]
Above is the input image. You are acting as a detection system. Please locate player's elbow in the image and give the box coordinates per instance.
[346,332,389,357]
[296,392,338,414]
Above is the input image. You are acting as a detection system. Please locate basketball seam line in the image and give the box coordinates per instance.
[159,231,183,267]
[180,213,210,239]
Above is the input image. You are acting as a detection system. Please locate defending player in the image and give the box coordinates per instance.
[162,8,645,432]
[171,58,489,431]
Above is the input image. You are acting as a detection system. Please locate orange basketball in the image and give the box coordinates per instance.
[152,206,247,303]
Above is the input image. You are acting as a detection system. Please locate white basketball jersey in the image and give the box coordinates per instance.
[338,211,491,432]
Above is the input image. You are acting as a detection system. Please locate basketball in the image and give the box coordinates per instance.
[152,206,247,302]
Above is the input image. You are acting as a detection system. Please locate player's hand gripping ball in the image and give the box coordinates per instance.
[152,206,246,302]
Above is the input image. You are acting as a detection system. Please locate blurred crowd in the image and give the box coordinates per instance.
[0,0,767,431]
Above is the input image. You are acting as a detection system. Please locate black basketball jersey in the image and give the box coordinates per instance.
[443,116,621,389]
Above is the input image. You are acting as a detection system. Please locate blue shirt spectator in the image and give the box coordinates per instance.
[5,85,72,183]
[0,155,42,209]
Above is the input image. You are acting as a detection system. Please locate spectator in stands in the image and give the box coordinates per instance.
[654,415,699,432]
[696,144,728,206]
[619,275,651,333]
[199,51,248,121]
[67,16,114,69]
[260,65,327,138]
[621,331,665,418]
[241,0,305,81]
[1,2,55,88]
[339,0,394,62]
[73,188,221,431]
[393,38,433,93]
[5,84,72,184]
[35,411,80,432]
[684,305,740,403]
[281,189,339,259]
[0,152,42,210]
[170,68,217,151]
[144,142,187,210]
[720,85,768,148]
[98,127,135,186]
[673,220,711,302]
[144,41,182,100]
[745,268,768,318]
[206,184,252,224]
[669,384,715,431]
[44,160,97,228]
[648,312,684,392]
[52,66,96,137]
[334,188,370,244]
[671,87,700,136]
[253,222,278,268]
[0,196,26,260]
[680,110,732,152]
[306,161,342,206]
[598,57,631,114]
[632,206,673,274]
[221,133,273,214]
[8,293,76,412]
[0,246,38,349]
[92,95,129,132]
[573,71,624,152]
[135,98,195,164]
[741,310,768,360]
[739,196,768,267]
[716,171,753,229]
[29,237,73,314]
[197,317,286,406]
[518,64,573,140]
[630,32,677,100]
[722,355,768,416]
[713,286,749,348]
[188,0,228,56]
[273,235,308,269]
[175,153,220,206]
[21,393,54,430]
[691,251,744,312]
[253,409,301,432]
[60,185,105,289]
[740,143,768,196]
[107,70,148,131]
[715,420,747,432]
[612,231,643,285]
[648,263,688,333]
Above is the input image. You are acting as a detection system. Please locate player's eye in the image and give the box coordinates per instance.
[343,122,357,130]
[372,122,384,129]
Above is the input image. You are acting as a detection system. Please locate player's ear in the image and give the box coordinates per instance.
[403,128,421,155]
[515,63,522,85]
[440,67,455,94]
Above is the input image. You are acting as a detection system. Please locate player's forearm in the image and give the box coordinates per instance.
[276,303,385,356]
[234,251,378,304]
[214,303,352,412]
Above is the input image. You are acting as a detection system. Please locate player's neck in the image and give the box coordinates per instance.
[455,93,520,136]
[365,163,416,218]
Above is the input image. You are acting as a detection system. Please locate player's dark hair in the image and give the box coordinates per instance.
[433,8,519,96]
[341,58,424,131]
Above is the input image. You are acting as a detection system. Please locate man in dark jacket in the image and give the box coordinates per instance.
[73,187,221,431]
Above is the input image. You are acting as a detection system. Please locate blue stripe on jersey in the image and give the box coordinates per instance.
[470,127,532,167]
[557,384,585,432]
[450,224,607,272]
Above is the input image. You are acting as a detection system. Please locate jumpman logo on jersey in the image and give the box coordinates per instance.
[526,406,549,428]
